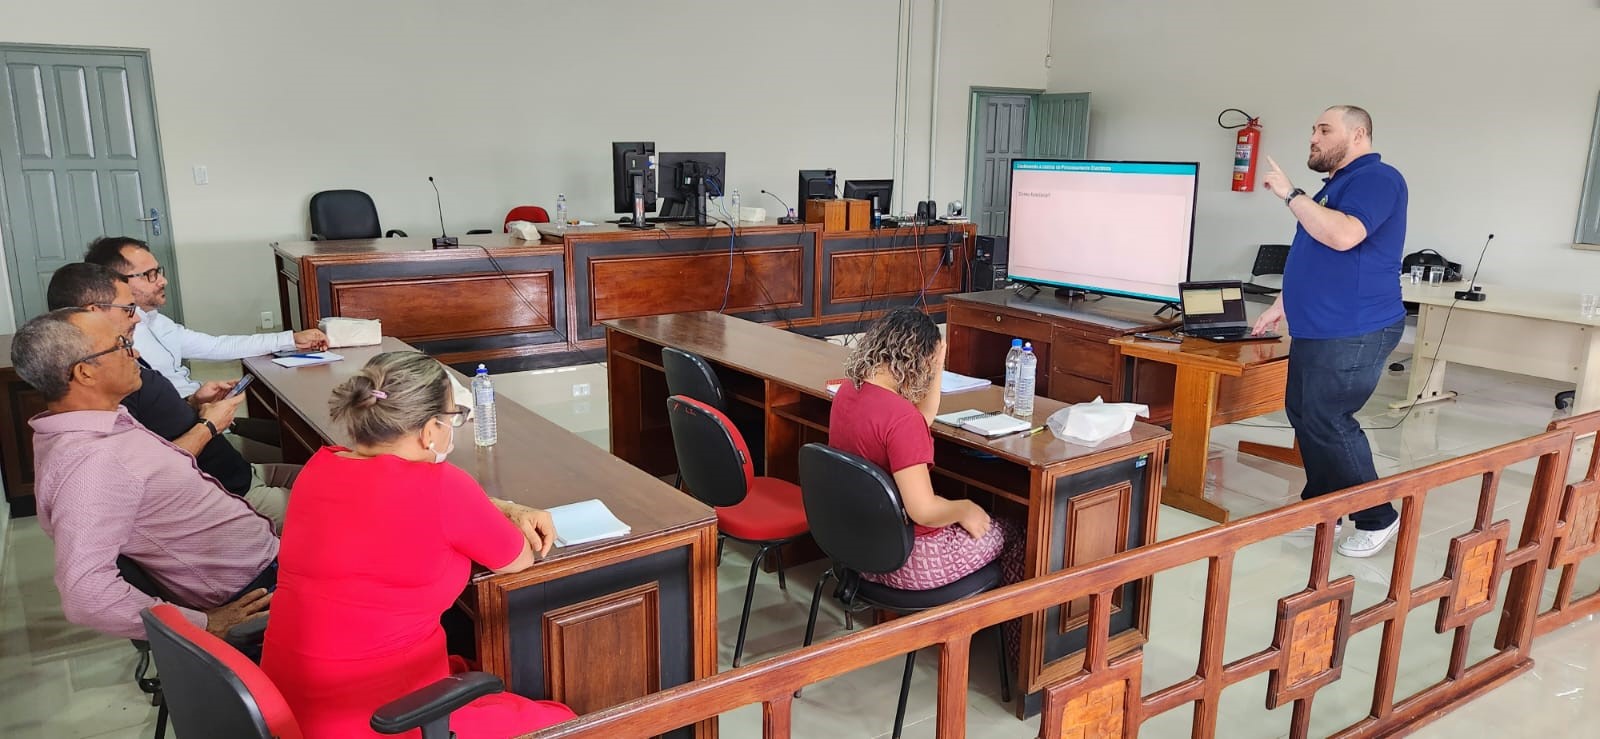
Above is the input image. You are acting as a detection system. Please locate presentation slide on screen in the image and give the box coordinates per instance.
[1008,161,1195,301]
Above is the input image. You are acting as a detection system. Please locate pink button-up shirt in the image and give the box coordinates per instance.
[31,407,279,639]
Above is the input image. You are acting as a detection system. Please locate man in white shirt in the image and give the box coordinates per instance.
[84,237,327,398]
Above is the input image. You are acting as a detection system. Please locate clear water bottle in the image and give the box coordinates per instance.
[1014,344,1037,419]
[728,188,741,222]
[1002,338,1024,415]
[554,193,568,233]
[471,364,497,446]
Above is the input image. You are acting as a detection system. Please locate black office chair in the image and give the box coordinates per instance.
[1241,244,1291,295]
[667,396,809,667]
[663,347,730,413]
[797,444,1010,738]
[142,605,501,739]
[308,189,407,241]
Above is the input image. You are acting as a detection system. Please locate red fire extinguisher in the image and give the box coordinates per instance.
[1219,109,1261,192]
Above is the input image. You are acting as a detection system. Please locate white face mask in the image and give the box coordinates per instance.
[426,419,455,464]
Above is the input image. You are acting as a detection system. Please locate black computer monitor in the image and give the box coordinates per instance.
[611,142,657,224]
[797,169,836,222]
[658,152,727,226]
[843,179,894,216]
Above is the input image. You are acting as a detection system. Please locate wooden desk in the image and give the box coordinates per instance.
[1396,281,1600,414]
[1112,332,1292,523]
[943,290,1180,423]
[603,312,1170,718]
[240,339,718,738]
[0,333,46,515]
[273,222,973,371]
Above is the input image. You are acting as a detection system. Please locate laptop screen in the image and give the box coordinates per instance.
[1181,283,1247,328]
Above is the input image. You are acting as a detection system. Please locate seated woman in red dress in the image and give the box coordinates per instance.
[829,308,1023,591]
[261,351,576,738]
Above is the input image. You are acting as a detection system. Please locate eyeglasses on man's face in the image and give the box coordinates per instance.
[69,335,136,381]
[91,302,139,317]
[122,266,165,283]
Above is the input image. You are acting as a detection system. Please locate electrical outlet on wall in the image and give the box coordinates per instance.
[260,311,274,330]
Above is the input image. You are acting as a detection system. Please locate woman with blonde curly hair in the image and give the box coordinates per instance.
[829,308,1019,590]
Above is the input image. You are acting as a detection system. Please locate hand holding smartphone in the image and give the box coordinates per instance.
[225,375,255,399]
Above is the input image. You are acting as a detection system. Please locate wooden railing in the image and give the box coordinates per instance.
[523,414,1591,739]
[1527,411,1600,637]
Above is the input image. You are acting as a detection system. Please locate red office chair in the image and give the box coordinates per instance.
[141,605,523,739]
[666,395,809,667]
[504,206,551,231]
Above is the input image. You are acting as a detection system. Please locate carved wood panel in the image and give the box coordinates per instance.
[1060,482,1132,632]
[329,271,555,342]
[588,249,803,324]
[542,582,662,714]
[827,247,958,301]
[1267,576,1355,709]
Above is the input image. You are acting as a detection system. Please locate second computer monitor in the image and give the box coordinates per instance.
[611,141,657,215]
[843,179,893,215]
[658,152,727,225]
[797,169,837,222]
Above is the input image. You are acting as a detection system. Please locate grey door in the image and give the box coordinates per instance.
[0,46,180,323]
[1029,92,1091,160]
[969,93,1031,236]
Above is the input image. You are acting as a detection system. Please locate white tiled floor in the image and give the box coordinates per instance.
[3,351,1596,738]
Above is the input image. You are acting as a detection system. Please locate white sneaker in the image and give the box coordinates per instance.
[1337,521,1400,558]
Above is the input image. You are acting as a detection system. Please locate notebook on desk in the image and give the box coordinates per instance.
[1179,280,1279,342]
[934,409,1031,437]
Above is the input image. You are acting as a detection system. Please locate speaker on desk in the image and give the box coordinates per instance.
[968,235,1010,291]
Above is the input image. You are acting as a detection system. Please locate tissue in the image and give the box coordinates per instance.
[318,317,382,348]
[1047,397,1149,445]
[506,220,541,240]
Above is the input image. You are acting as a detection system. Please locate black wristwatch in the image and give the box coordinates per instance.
[199,419,220,438]
[1284,187,1306,206]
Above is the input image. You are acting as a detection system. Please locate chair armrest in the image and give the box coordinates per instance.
[385,229,407,238]
[370,672,503,735]
[222,613,269,646]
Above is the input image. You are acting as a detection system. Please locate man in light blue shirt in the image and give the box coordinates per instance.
[84,236,327,398]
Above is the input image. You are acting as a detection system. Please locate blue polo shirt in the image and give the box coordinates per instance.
[1281,153,1408,339]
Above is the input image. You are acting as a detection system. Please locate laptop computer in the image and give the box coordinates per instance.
[1179,280,1280,342]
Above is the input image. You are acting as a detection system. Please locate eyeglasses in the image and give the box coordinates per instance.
[435,408,472,428]
[122,266,164,283]
[69,335,136,380]
[91,302,139,317]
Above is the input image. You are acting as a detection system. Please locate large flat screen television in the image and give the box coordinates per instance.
[1006,159,1198,304]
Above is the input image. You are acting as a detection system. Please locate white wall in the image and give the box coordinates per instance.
[4,0,1049,335]
[1049,0,1600,289]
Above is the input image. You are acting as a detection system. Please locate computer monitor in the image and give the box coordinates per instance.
[658,152,727,226]
[843,179,894,217]
[797,169,836,221]
[610,142,657,222]
[1005,159,1197,304]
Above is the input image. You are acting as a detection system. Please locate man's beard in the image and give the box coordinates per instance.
[1307,143,1346,173]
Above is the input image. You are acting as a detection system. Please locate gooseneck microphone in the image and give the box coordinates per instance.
[761,189,799,224]
[429,176,458,249]
[1453,233,1493,301]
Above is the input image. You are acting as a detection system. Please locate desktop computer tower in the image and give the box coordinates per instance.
[968,235,1009,291]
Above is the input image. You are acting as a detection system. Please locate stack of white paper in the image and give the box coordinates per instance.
[548,499,632,547]
[941,371,991,394]
[270,351,344,368]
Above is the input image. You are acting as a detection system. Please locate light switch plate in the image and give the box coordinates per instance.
[193,166,208,185]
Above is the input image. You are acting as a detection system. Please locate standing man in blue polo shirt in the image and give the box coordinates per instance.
[1251,105,1406,558]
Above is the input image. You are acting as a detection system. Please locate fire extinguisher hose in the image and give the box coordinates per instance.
[1217,108,1258,129]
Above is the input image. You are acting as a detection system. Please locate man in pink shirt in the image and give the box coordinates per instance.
[11,307,277,641]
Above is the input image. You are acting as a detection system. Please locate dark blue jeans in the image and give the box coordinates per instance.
[1284,320,1404,531]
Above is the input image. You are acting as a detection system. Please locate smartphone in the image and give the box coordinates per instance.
[225,375,255,399]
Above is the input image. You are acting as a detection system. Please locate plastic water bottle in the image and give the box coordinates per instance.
[729,188,741,222]
[1002,338,1024,415]
[471,364,497,446]
[1014,344,1037,419]
[554,193,568,233]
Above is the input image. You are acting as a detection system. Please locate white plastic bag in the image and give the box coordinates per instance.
[506,220,541,240]
[318,317,382,348]
[1047,397,1149,445]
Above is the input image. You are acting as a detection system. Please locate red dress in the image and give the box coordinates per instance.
[261,448,575,738]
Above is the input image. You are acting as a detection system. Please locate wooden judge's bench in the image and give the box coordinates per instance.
[271,221,974,370]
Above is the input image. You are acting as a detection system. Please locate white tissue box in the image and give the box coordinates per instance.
[738,206,767,223]
[318,317,382,348]
[1047,397,1149,445]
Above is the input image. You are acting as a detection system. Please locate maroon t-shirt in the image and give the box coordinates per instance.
[829,380,939,536]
